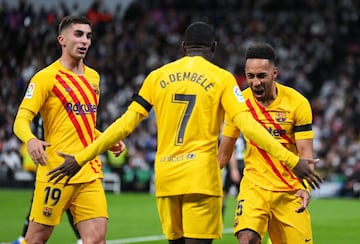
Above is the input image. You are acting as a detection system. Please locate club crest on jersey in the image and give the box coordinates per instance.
[25,83,35,98]
[233,86,245,103]
[43,206,53,217]
[92,84,100,95]
[275,112,286,122]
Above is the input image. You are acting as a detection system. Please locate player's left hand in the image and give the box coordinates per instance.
[109,140,126,157]
[292,158,323,189]
[295,189,310,213]
[47,151,81,185]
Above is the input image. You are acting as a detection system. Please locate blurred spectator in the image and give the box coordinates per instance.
[339,161,360,197]
[0,138,22,179]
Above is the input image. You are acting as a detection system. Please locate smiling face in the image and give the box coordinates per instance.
[245,58,278,104]
[58,22,92,60]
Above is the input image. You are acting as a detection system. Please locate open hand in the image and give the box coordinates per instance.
[27,138,50,166]
[292,158,323,190]
[47,151,81,185]
[295,189,310,213]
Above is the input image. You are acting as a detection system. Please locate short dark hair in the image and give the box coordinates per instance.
[183,22,215,47]
[58,16,91,34]
[245,42,277,64]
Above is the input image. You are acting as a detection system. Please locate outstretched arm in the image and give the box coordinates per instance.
[47,109,145,184]
[95,128,126,157]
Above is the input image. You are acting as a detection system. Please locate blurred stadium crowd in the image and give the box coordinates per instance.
[0,0,360,196]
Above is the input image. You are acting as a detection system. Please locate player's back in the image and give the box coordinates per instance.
[140,55,236,196]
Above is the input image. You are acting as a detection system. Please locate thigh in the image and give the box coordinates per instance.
[70,179,108,225]
[182,194,222,240]
[234,178,269,240]
[156,195,183,240]
[269,191,313,244]
[25,221,54,244]
[77,217,107,244]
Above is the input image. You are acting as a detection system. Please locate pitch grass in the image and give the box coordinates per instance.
[0,188,359,244]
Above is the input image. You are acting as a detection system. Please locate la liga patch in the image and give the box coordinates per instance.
[25,82,35,98]
[233,86,245,103]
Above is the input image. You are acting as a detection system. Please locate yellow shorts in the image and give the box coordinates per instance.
[30,179,108,226]
[234,178,313,244]
[156,194,222,240]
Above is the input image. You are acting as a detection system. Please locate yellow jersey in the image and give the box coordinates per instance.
[129,56,248,196]
[223,83,314,191]
[18,60,102,183]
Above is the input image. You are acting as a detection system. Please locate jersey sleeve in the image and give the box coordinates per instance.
[220,72,249,120]
[222,113,241,138]
[75,109,144,166]
[19,70,52,114]
[13,108,37,143]
[294,97,314,141]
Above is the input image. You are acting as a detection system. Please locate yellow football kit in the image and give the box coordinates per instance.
[223,83,314,243]
[73,57,302,240]
[15,60,107,226]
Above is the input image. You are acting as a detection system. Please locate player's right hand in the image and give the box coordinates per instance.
[292,159,323,190]
[27,138,50,166]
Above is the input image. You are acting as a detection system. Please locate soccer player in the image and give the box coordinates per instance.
[219,42,317,244]
[13,16,124,244]
[47,22,321,244]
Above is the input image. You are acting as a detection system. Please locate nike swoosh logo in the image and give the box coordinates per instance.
[305,238,312,242]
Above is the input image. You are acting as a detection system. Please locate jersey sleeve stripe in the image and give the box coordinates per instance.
[132,94,153,112]
[294,124,312,132]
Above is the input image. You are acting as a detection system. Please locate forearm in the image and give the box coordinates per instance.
[13,108,36,143]
[233,111,299,169]
[218,136,237,168]
[296,139,315,191]
[229,150,238,171]
[296,139,314,169]
[75,110,144,166]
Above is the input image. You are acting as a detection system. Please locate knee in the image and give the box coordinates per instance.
[236,229,261,244]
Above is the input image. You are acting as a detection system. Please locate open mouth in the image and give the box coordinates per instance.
[253,88,265,98]
[78,47,87,54]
